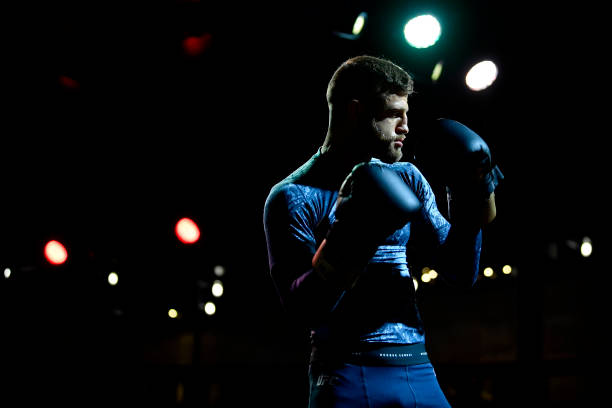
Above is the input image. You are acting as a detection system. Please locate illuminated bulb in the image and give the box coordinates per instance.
[404,15,441,48]
[175,217,200,244]
[428,269,438,279]
[211,280,224,297]
[580,237,592,257]
[483,267,494,277]
[108,272,119,285]
[3,268,11,278]
[502,265,512,275]
[466,60,498,91]
[204,302,216,316]
[431,61,443,82]
[352,12,367,35]
[214,265,225,277]
[421,273,431,283]
[168,308,178,319]
[44,240,68,265]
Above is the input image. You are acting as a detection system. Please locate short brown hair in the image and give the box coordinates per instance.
[326,55,414,107]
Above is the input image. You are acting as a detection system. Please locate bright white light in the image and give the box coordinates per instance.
[352,12,367,35]
[404,15,441,48]
[466,60,498,91]
[168,308,178,319]
[214,265,225,277]
[421,273,431,283]
[211,280,224,297]
[108,272,119,286]
[428,269,438,280]
[3,268,11,279]
[580,237,592,257]
[483,267,494,277]
[204,302,216,315]
[412,277,419,291]
[502,265,512,275]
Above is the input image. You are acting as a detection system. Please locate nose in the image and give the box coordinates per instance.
[397,117,409,134]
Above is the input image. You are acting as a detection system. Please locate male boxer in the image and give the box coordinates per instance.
[263,55,502,407]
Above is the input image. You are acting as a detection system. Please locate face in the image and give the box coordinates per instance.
[365,93,409,163]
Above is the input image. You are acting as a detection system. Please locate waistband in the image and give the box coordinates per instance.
[312,343,429,366]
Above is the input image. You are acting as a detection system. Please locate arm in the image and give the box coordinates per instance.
[264,184,346,327]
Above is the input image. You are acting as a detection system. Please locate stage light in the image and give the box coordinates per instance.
[352,12,367,35]
[431,61,443,82]
[175,217,200,244]
[404,15,441,48]
[466,60,498,91]
[214,265,225,277]
[421,273,431,283]
[483,267,494,277]
[502,265,512,275]
[3,267,11,278]
[182,33,212,57]
[168,308,178,319]
[580,237,592,257]
[44,240,68,265]
[204,301,216,316]
[211,280,224,297]
[108,272,119,286]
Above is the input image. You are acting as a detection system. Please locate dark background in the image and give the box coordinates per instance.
[2,0,604,406]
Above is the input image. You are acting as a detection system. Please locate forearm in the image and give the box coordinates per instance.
[270,262,347,327]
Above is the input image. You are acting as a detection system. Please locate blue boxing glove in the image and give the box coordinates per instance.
[417,118,503,201]
[312,161,422,289]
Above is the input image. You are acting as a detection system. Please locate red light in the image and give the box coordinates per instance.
[59,75,80,90]
[175,218,200,244]
[44,240,68,265]
[182,33,212,57]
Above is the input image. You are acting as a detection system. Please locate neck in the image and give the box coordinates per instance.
[321,129,371,167]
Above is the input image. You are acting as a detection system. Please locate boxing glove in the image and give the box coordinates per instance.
[312,161,422,289]
[417,118,503,199]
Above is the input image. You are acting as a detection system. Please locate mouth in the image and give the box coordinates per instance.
[393,137,405,148]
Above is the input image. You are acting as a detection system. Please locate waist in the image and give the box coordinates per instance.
[312,343,429,366]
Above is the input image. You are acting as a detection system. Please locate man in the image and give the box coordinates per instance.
[263,55,502,407]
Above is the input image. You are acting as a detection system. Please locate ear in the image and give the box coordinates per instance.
[347,99,363,121]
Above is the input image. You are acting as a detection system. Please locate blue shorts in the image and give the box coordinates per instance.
[308,362,451,408]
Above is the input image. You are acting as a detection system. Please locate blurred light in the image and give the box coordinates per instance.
[44,240,68,265]
[59,75,80,90]
[404,15,441,48]
[412,277,419,291]
[108,272,119,286]
[3,267,11,278]
[175,217,200,244]
[214,265,225,277]
[502,265,512,275]
[431,61,443,82]
[204,302,216,315]
[182,33,212,57]
[466,60,498,91]
[580,237,592,257]
[352,12,367,35]
[211,280,224,297]
[483,267,494,277]
[421,273,431,283]
[168,308,178,319]
[428,269,438,279]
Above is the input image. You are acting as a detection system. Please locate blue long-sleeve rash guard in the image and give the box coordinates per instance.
[263,149,482,354]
